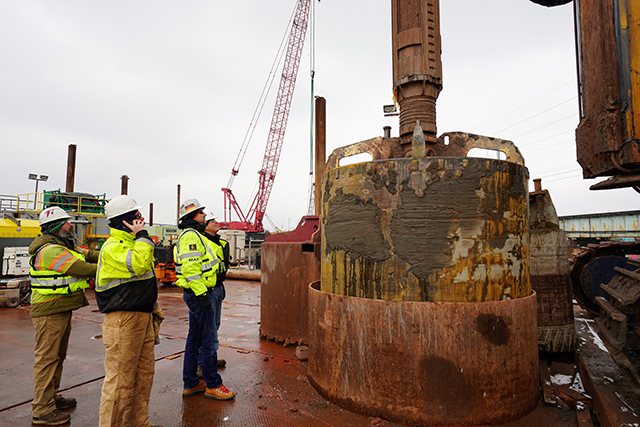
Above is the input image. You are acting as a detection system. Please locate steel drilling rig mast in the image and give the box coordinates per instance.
[221,0,311,232]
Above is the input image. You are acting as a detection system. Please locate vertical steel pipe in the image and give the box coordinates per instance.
[176,184,181,225]
[121,175,129,195]
[392,0,442,150]
[315,97,326,217]
[65,144,76,193]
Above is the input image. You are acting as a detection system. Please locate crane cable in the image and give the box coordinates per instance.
[307,0,317,215]
[226,5,298,191]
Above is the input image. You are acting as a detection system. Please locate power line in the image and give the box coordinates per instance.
[508,113,576,140]
[519,130,574,149]
[544,172,583,183]
[472,79,576,132]
[523,141,575,159]
[538,168,582,178]
[491,97,577,135]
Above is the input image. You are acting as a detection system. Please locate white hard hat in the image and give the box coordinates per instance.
[105,195,141,220]
[205,211,217,223]
[39,207,71,226]
[179,199,205,220]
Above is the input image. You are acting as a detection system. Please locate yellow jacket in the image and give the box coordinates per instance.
[96,228,157,313]
[174,228,220,296]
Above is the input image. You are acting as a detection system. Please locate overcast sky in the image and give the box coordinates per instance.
[0,0,636,230]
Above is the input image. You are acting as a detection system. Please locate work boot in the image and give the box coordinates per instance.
[205,384,235,400]
[218,359,226,367]
[32,409,71,425]
[54,395,77,410]
[182,380,206,397]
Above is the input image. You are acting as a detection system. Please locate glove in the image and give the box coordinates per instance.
[152,303,165,345]
[198,292,212,311]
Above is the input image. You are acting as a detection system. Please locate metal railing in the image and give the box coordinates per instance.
[15,192,108,216]
[0,194,18,214]
[2,192,110,248]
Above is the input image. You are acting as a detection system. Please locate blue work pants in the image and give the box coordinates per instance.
[182,286,223,390]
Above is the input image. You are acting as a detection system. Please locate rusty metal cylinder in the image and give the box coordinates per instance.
[529,184,575,352]
[530,228,575,352]
[320,132,530,302]
[308,282,539,427]
[311,132,537,426]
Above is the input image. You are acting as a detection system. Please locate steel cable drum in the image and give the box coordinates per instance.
[320,131,530,302]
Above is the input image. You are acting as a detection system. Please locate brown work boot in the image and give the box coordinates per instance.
[54,395,77,410]
[217,358,226,367]
[32,409,71,425]
[182,380,206,397]
[205,384,235,400]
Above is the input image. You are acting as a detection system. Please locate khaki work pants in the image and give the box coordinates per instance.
[32,311,72,417]
[99,311,155,427]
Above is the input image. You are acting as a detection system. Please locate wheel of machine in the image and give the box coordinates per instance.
[570,242,640,312]
[6,297,20,308]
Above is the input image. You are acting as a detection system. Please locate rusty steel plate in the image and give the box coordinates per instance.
[308,282,539,427]
[260,242,321,345]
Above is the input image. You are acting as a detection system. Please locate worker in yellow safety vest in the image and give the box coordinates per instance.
[203,213,231,368]
[95,195,163,427]
[176,199,235,401]
[29,206,99,426]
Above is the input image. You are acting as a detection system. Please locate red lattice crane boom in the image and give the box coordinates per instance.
[221,0,311,232]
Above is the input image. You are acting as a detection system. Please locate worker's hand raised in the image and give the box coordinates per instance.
[123,219,146,235]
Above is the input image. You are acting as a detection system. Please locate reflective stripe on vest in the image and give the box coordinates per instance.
[29,244,88,295]
[30,275,85,291]
[175,229,218,280]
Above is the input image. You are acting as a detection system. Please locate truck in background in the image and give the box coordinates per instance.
[0,216,36,307]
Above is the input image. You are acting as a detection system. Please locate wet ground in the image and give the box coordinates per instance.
[0,279,637,426]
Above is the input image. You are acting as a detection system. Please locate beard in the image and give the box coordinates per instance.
[59,229,76,240]
[57,229,77,249]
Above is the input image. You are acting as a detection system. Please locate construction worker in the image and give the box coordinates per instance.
[29,206,99,426]
[176,199,235,400]
[203,213,230,368]
[95,195,163,427]
[195,213,230,378]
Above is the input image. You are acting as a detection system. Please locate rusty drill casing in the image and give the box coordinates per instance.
[529,181,575,352]
[308,282,539,427]
[392,0,442,149]
[321,131,530,302]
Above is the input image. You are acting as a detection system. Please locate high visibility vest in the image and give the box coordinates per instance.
[30,244,90,299]
[219,239,229,272]
[95,228,156,293]
[174,229,219,295]
[211,241,224,267]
